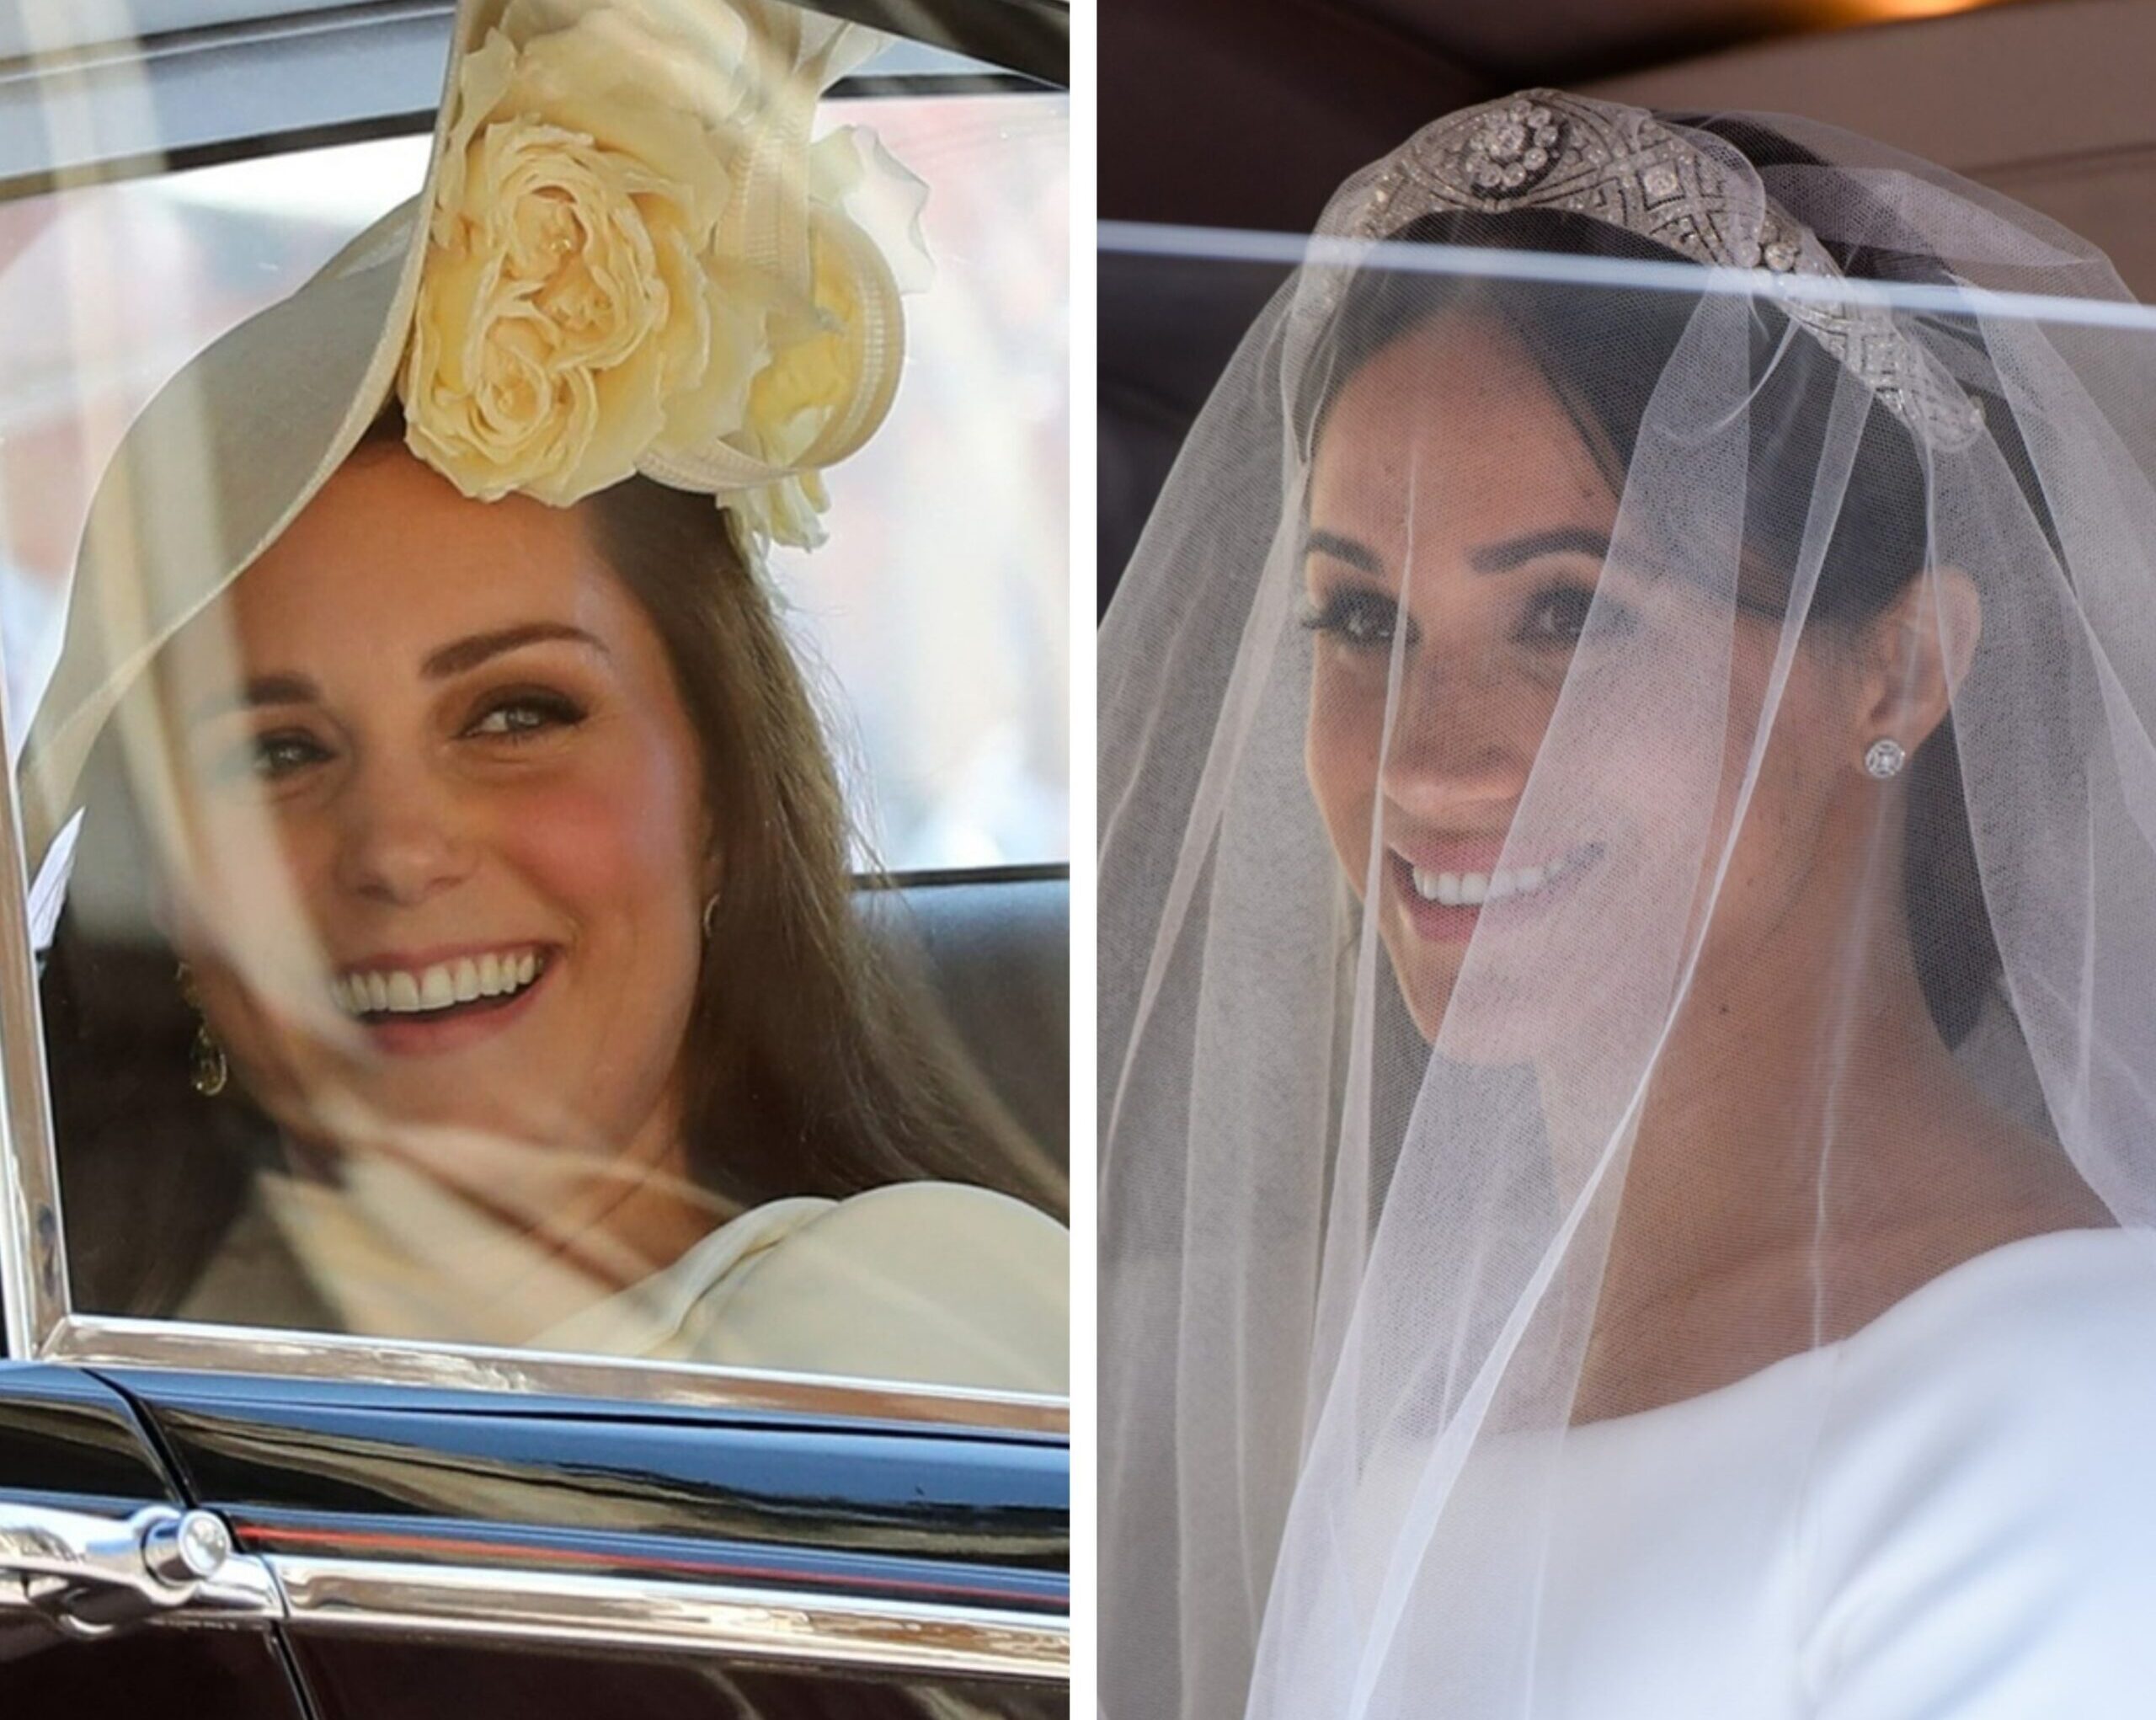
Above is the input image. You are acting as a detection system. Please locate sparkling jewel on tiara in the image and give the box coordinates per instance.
[1348,90,1988,451]
[1461,99,1567,198]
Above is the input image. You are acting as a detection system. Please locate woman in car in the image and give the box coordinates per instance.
[1102,91,2156,1713]
[23,0,1065,1393]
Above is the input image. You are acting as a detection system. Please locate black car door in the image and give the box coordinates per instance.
[2,1356,1065,1713]
[0,1362,1060,1707]
[0,1361,307,1712]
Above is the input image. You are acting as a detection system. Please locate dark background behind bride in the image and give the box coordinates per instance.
[1098,0,2156,612]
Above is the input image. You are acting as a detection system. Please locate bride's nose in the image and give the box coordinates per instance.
[1376,633,1537,821]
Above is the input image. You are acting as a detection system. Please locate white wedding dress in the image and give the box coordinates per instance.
[1525,1229,2156,1716]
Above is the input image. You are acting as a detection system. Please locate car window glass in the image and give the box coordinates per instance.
[0,1,1067,1404]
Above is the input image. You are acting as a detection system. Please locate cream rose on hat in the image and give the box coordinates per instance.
[399,0,917,543]
[19,0,921,880]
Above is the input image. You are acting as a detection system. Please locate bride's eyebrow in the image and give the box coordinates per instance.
[1468,526,1613,573]
[1302,529,1381,573]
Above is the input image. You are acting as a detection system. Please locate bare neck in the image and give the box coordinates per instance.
[1558,829,2104,1420]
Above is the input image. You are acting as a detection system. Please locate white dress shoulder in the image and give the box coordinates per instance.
[1534,1228,2156,1717]
[192,1165,1067,1397]
[574,1180,1070,1394]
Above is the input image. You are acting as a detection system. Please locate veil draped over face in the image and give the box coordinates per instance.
[1100,92,2156,1717]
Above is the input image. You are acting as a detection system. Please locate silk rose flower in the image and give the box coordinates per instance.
[398,4,899,547]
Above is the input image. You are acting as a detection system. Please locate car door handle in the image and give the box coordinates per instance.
[0,1503,284,1637]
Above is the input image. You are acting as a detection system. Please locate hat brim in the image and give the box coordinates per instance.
[15,0,500,879]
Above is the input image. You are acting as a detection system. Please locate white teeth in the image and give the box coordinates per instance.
[1408,851,1580,907]
[331,949,545,1018]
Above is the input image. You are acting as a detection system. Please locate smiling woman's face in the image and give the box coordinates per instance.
[1303,308,1867,1055]
[155,445,712,1169]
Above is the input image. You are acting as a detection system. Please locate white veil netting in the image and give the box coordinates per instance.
[1101,89,2156,1718]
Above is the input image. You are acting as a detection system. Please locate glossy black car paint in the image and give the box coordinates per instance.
[0,1361,177,1509]
[0,1363,309,1709]
[108,1367,1069,1613]
[0,1362,1065,1707]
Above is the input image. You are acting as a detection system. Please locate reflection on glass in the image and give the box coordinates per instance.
[0,102,1068,869]
[18,0,1067,1395]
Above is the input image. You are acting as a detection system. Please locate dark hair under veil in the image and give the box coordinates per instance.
[1302,111,2071,1055]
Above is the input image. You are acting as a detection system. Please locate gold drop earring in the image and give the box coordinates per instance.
[174,961,229,1098]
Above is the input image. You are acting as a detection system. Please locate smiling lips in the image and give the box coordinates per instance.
[332,947,547,1018]
[1388,841,1600,937]
[1405,847,1584,907]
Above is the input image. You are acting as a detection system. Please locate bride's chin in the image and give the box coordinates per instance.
[1385,943,1571,1066]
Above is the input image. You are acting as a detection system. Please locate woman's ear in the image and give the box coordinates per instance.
[698,835,725,927]
[1857,566,1982,756]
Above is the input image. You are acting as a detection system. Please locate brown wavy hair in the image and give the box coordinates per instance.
[45,418,1062,1316]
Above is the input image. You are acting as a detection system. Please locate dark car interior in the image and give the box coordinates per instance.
[1099,0,2156,617]
[867,868,1069,1177]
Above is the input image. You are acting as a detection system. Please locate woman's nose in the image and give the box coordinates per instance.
[1375,644,1534,821]
[332,756,476,905]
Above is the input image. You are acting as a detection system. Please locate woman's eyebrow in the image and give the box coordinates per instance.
[1302,529,1381,574]
[422,622,610,679]
[1469,526,1613,573]
[186,673,318,726]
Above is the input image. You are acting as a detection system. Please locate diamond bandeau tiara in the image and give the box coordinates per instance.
[1351,90,1985,451]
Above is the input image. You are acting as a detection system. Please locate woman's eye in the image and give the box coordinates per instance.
[1301,588,1401,649]
[1518,584,1625,647]
[464,692,585,740]
[244,731,329,782]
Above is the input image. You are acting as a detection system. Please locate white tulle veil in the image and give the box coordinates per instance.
[1099,90,2156,1717]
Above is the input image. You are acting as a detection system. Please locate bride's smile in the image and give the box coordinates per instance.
[1385,837,1600,931]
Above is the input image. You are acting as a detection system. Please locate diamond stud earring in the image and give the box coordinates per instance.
[1864,737,1908,779]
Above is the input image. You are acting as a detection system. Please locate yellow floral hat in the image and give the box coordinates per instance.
[19,0,924,878]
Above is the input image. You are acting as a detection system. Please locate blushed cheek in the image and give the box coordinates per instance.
[489,743,708,942]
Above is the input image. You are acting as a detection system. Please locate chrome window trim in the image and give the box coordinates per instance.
[0,697,63,1362]
[43,1315,1069,1434]
[269,1554,1068,1680]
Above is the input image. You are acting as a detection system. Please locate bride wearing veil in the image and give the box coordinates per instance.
[1100,90,2156,1716]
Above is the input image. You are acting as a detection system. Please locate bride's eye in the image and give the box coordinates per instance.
[1518,582,1630,647]
[1300,587,1403,649]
